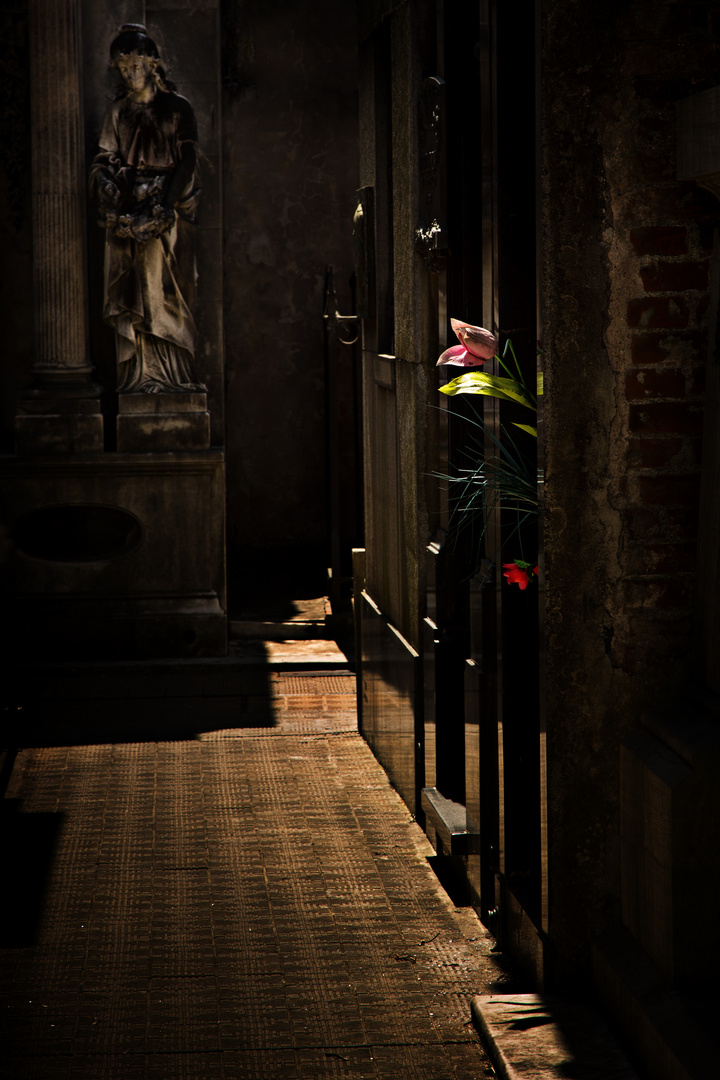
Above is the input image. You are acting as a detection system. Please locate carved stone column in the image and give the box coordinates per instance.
[15,0,103,454]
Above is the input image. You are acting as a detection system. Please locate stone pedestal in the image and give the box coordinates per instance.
[15,380,103,455]
[1,451,227,660]
[117,393,211,453]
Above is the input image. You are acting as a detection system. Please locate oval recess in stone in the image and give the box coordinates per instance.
[14,505,143,562]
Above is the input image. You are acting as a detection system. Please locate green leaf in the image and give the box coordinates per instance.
[512,423,538,437]
[439,371,536,411]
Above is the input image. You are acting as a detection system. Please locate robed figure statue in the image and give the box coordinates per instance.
[91,24,205,394]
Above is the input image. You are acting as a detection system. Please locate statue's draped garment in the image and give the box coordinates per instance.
[91,91,201,391]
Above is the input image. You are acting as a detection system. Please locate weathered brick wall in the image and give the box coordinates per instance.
[606,19,718,680]
[619,220,710,675]
[542,0,720,981]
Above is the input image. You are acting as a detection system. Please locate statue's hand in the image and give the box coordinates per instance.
[123,206,175,243]
[100,179,120,207]
[108,205,175,243]
[114,214,134,239]
[99,209,119,231]
[151,204,176,235]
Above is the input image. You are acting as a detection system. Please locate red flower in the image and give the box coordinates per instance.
[503,562,530,589]
[503,561,539,590]
[437,319,499,367]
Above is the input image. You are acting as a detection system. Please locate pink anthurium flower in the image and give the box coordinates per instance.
[437,319,499,367]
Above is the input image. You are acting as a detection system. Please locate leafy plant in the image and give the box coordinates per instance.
[435,325,539,586]
[439,338,537,437]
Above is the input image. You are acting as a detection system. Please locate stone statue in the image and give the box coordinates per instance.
[90,24,205,394]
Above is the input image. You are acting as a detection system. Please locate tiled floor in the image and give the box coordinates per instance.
[0,674,497,1079]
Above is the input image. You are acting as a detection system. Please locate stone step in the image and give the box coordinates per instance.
[471,994,640,1080]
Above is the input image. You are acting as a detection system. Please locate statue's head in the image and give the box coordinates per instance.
[109,24,175,97]
[110,24,159,63]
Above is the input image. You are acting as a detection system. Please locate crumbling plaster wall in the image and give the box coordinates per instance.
[541,0,719,978]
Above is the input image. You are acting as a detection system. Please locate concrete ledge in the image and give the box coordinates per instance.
[422,786,477,856]
[471,993,640,1079]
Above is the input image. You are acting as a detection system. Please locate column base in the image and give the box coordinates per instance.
[15,394,104,454]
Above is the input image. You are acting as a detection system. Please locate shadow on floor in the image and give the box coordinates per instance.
[0,799,63,947]
[2,651,280,748]
[227,544,331,623]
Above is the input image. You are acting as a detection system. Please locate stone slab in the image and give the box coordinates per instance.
[471,994,640,1080]
[15,413,104,454]
[116,410,210,451]
[18,396,103,414]
[118,391,208,413]
[1,451,226,660]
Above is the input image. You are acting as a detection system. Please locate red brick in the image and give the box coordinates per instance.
[627,437,683,469]
[691,365,707,395]
[625,577,694,610]
[625,507,663,540]
[630,225,688,256]
[628,614,694,640]
[667,506,700,540]
[640,260,709,293]
[656,578,696,611]
[636,154,677,187]
[631,334,672,365]
[630,331,705,365]
[625,181,718,223]
[639,474,701,506]
[627,542,697,575]
[696,222,715,255]
[625,368,686,399]
[628,402,704,435]
[626,296,690,329]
